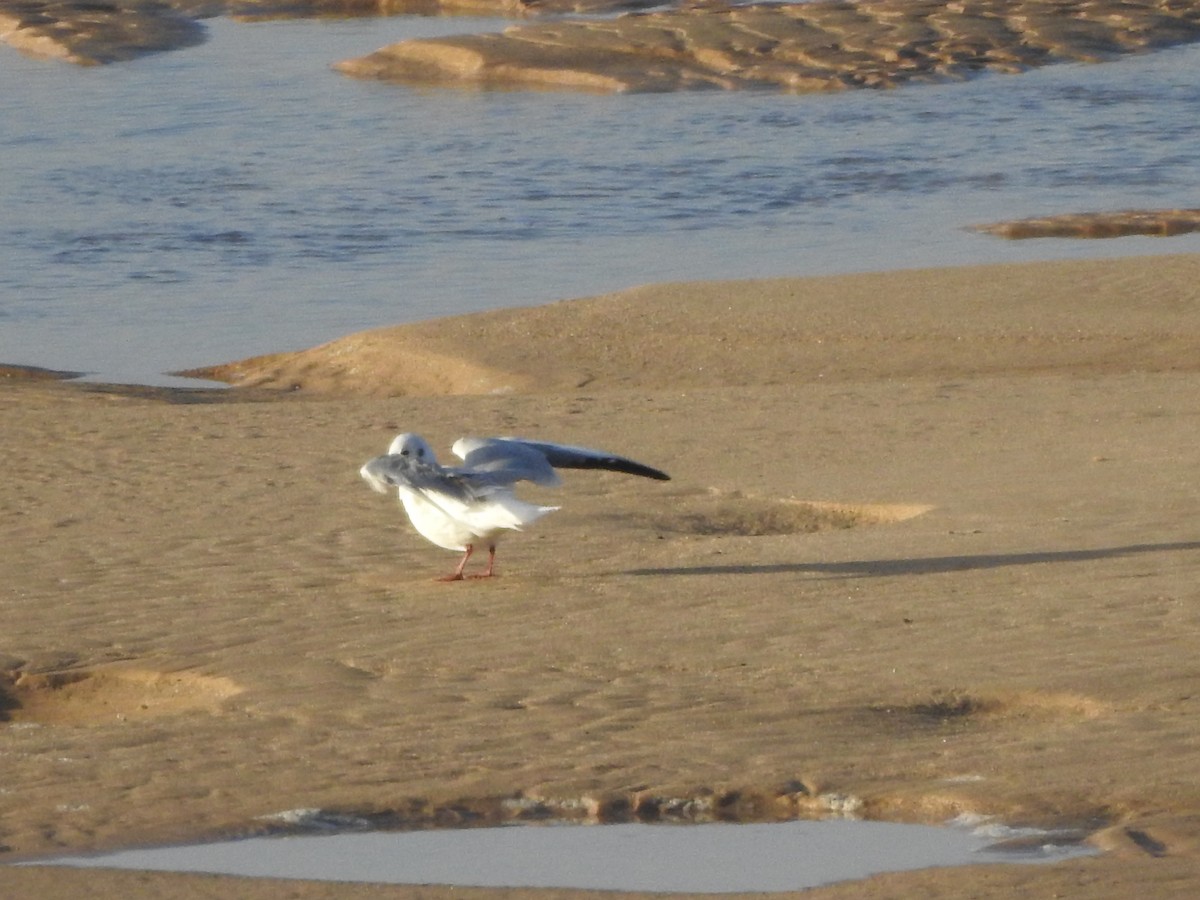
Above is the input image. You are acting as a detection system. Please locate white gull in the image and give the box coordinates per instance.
[360,433,670,581]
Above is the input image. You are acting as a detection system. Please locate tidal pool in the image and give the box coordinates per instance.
[23,817,1097,892]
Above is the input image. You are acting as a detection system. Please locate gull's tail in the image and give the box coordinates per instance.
[460,495,559,533]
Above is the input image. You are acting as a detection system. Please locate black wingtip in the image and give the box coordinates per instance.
[604,459,671,481]
[547,455,671,481]
[520,440,671,481]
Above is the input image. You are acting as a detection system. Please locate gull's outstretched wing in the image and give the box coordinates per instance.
[453,437,670,483]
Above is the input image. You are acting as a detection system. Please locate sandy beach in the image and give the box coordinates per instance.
[4,253,1200,897]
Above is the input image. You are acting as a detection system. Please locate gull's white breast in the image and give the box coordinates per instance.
[397,486,557,552]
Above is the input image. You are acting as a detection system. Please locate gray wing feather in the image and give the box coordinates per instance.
[453,438,562,487]
[360,454,496,504]
[458,437,670,482]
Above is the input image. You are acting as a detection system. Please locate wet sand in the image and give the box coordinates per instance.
[10,0,1200,84]
[971,207,1200,239]
[4,254,1200,897]
[335,0,1200,93]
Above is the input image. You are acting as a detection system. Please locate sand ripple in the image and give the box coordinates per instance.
[336,0,1200,93]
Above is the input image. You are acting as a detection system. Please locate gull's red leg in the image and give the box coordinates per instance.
[437,544,473,582]
[469,544,498,580]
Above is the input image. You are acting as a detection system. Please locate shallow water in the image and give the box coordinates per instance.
[3,18,1200,384]
[23,818,1096,891]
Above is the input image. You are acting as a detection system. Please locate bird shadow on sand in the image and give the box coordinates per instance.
[624,540,1200,579]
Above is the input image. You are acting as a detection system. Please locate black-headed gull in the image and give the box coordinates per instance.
[360,433,670,580]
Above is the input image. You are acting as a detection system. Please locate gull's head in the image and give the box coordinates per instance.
[387,433,437,463]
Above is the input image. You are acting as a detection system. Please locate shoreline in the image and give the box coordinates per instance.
[7,246,1200,393]
[187,253,1200,395]
[4,254,1200,897]
[10,226,1200,390]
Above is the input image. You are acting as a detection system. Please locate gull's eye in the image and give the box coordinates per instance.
[399,449,410,457]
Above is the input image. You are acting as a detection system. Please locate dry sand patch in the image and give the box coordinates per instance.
[0,666,242,727]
